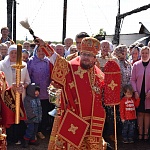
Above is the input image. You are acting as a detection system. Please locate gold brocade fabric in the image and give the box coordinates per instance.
[66,52,78,61]
[54,136,106,150]
[96,54,118,72]
[51,55,69,86]
[0,71,8,150]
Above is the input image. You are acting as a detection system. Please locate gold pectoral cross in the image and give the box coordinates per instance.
[68,124,78,134]
[92,85,100,94]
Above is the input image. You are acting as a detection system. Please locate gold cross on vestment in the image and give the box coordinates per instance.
[69,81,75,89]
[74,66,87,79]
[57,70,63,78]
[68,124,78,134]
[108,80,118,90]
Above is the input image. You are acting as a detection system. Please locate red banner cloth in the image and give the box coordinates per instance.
[57,109,89,149]
[104,60,121,105]
[1,88,27,128]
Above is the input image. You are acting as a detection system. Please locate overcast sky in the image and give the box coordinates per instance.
[1,0,150,42]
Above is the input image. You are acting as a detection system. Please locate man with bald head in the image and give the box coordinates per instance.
[97,40,118,72]
[55,44,65,57]
[64,37,73,57]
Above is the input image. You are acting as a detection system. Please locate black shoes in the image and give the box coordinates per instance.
[29,141,39,146]
[22,140,39,148]
[22,140,29,148]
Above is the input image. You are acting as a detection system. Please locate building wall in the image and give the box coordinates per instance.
[105,34,148,47]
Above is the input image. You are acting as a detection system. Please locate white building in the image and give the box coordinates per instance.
[105,22,150,47]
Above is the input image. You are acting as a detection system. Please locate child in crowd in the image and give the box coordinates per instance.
[120,84,140,143]
[22,83,42,148]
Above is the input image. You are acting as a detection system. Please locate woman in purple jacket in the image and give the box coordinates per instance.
[131,46,150,141]
[27,46,54,139]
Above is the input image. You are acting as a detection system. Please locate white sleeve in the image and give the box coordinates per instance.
[49,52,57,65]
[22,62,31,85]
[24,69,31,85]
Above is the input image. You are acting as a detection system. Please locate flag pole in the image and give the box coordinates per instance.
[114,105,117,150]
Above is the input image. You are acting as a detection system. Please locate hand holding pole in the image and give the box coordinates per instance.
[11,44,25,124]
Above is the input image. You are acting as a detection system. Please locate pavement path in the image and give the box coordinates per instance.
[7,133,150,150]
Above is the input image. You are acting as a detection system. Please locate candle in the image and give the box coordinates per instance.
[16,44,22,65]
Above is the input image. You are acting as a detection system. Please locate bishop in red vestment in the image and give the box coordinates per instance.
[39,37,107,150]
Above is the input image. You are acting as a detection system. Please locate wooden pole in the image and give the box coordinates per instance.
[112,0,120,45]
[114,105,117,150]
[62,0,67,44]
[13,0,16,43]
[7,0,13,39]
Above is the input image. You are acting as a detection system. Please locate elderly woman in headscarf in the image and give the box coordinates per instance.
[113,44,132,98]
[0,44,31,99]
[128,46,141,65]
[27,45,52,140]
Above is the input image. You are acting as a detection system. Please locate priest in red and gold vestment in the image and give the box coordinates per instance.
[38,37,107,150]
[0,71,7,150]
[0,71,26,150]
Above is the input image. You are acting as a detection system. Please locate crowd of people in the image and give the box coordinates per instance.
[0,26,150,150]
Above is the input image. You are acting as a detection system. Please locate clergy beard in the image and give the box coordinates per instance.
[80,62,95,69]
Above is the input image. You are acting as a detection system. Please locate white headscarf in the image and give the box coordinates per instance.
[8,44,17,54]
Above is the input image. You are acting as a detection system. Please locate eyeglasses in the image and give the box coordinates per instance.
[80,52,95,58]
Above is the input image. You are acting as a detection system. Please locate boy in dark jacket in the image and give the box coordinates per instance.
[22,83,42,148]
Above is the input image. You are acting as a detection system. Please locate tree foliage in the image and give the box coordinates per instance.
[94,28,106,41]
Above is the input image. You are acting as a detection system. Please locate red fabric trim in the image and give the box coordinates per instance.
[30,139,36,143]
[24,137,30,141]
